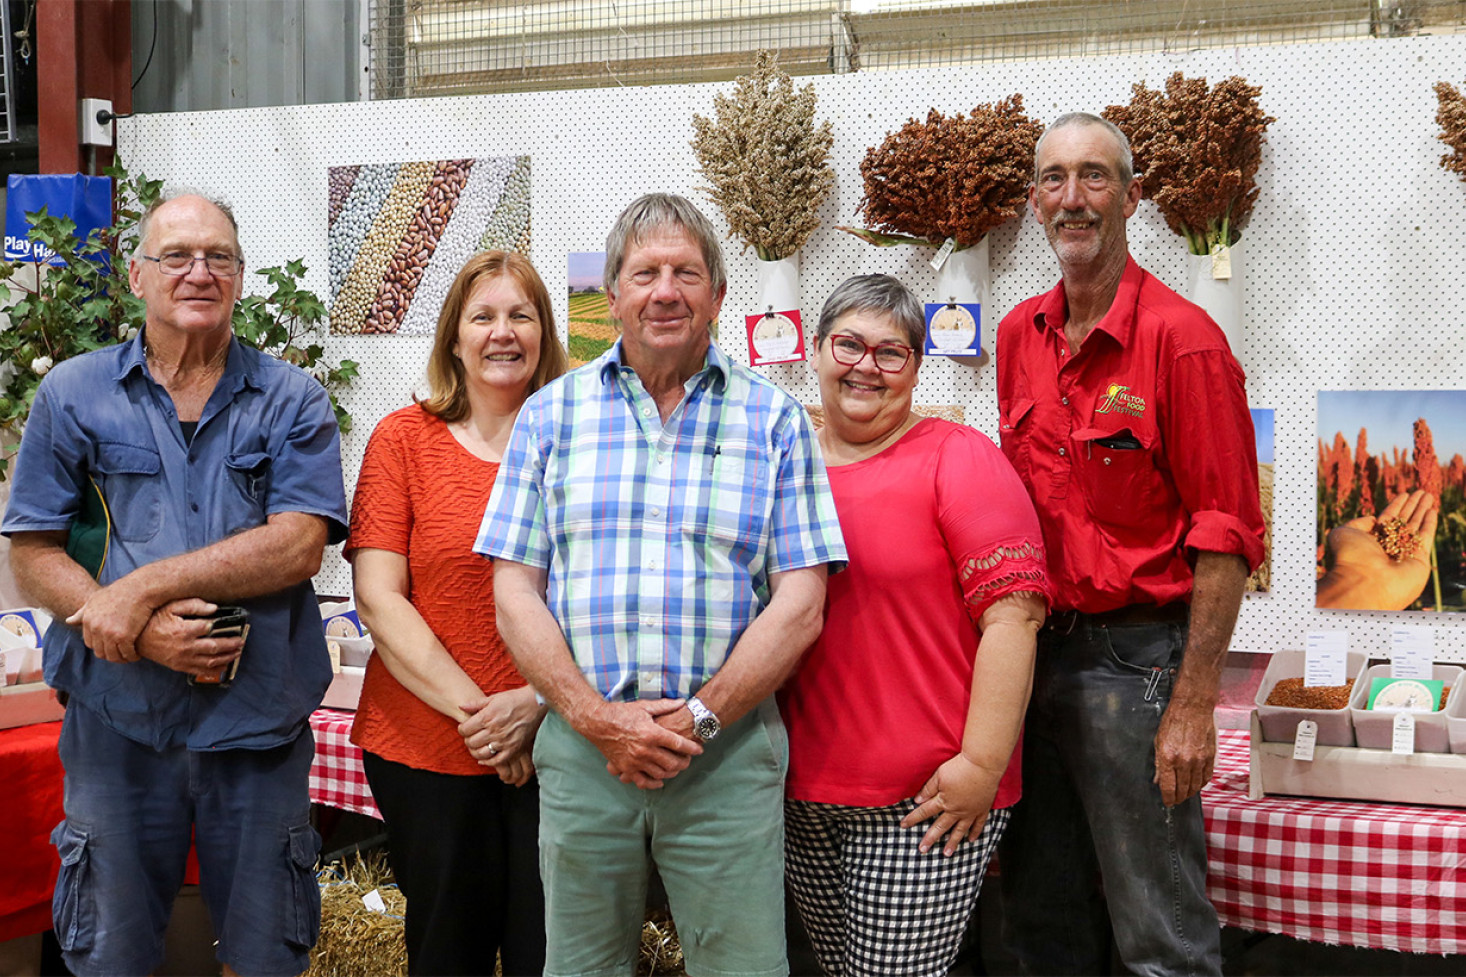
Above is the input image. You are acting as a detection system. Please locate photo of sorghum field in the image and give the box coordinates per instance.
[1249,408,1273,594]
[567,251,615,366]
[1316,391,1466,612]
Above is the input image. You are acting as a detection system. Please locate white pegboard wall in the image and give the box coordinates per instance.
[117,34,1466,661]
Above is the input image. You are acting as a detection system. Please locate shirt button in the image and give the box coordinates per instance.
[657,454,667,465]
[641,615,654,626]
[1061,397,1069,406]
[647,560,658,571]
[1057,447,1067,457]
[650,506,661,516]
[642,407,651,417]
[1104,457,1112,466]
[190,502,199,512]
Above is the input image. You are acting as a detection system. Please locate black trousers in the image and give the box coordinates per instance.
[362,751,545,977]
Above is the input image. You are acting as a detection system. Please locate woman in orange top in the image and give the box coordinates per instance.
[346,251,567,976]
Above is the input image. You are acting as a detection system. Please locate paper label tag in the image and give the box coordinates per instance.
[0,649,9,687]
[1210,244,1232,280]
[1390,626,1433,680]
[1292,719,1318,761]
[1392,711,1416,754]
[929,237,957,271]
[362,888,387,914]
[1304,631,1348,687]
[327,640,342,674]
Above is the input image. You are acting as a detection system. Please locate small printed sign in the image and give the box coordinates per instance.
[1292,719,1318,761]
[745,309,805,366]
[1392,712,1416,755]
[1210,243,1233,280]
[923,302,981,357]
[1390,626,1433,680]
[929,237,957,271]
[1304,631,1348,687]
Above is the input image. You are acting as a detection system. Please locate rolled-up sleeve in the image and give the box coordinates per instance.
[477,400,551,568]
[1163,349,1266,571]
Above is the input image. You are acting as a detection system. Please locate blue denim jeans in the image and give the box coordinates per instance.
[53,701,319,977]
[999,619,1222,977]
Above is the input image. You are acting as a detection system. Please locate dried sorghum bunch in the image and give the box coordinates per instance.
[1103,73,1273,255]
[1435,82,1466,181]
[847,96,1041,249]
[690,51,834,261]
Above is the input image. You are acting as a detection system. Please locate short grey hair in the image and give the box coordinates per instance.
[134,191,242,262]
[603,193,725,298]
[815,274,925,364]
[1033,112,1135,185]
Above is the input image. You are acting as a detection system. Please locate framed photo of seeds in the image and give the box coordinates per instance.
[1316,390,1466,612]
[327,156,531,335]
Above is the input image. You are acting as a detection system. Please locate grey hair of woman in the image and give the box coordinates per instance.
[603,192,727,298]
[1033,112,1135,185]
[815,274,925,366]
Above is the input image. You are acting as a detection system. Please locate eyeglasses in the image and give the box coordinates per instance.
[826,334,914,373]
[139,252,245,277]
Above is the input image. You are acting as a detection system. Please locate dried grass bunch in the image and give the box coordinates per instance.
[1103,73,1274,256]
[1434,81,1466,181]
[691,51,834,261]
[843,96,1041,250]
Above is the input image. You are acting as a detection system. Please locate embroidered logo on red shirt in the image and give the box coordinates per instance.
[1096,383,1146,418]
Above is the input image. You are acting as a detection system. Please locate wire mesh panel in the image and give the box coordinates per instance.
[368,1,1466,97]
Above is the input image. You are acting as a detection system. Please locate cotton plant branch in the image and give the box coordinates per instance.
[1103,73,1274,256]
[841,96,1042,250]
[690,51,835,261]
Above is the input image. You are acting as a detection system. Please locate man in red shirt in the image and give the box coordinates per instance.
[995,113,1264,976]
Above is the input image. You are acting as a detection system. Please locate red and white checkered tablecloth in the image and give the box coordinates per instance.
[306,712,1464,954]
[307,708,379,820]
[1204,728,1465,955]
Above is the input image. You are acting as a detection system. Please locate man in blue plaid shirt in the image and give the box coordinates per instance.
[478,193,846,977]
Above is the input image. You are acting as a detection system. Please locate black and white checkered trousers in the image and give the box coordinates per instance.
[785,797,1010,977]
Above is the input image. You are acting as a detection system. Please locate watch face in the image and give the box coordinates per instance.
[695,715,720,739]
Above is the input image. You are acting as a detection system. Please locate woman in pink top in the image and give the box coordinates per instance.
[780,274,1051,977]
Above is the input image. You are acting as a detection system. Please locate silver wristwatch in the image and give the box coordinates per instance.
[687,696,721,742]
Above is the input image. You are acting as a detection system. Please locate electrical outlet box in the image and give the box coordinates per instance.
[79,98,114,147]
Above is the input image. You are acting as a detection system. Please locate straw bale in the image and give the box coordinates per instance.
[305,853,407,977]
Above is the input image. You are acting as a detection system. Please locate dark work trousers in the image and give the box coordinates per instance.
[999,620,1222,977]
[362,751,545,977]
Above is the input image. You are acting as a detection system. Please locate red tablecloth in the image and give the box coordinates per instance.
[1204,729,1464,955]
[0,721,63,942]
[306,711,1466,955]
[308,708,378,820]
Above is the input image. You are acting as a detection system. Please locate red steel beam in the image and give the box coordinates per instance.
[38,1,132,173]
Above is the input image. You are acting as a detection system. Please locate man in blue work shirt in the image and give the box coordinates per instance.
[3,192,347,977]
